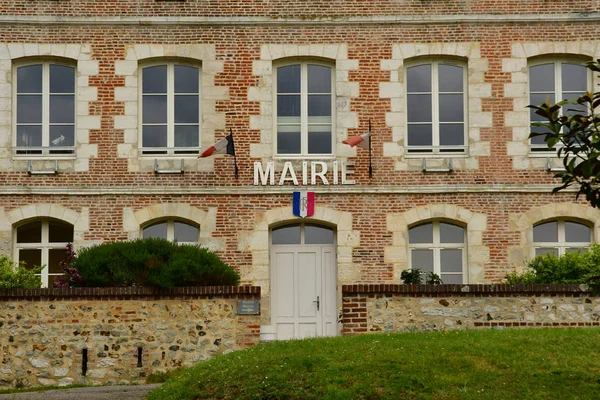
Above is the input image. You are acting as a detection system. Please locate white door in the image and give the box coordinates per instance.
[271,225,337,340]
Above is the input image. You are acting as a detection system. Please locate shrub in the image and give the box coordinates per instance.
[401,269,443,285]
[53,243,84,288]
[505,244,600,286]
[0,257,42,289]
[70,238,240,288]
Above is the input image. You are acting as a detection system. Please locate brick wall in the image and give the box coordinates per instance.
[0,286,260,388]
[342,284,600,334]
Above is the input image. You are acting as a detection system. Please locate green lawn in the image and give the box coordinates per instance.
[148,328,600,400]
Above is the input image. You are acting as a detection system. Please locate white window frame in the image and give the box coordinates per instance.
[13,219,72,288]
[405,59,468,157]
[408,221,467,283]
[273,60,336,158]
[142,219,200,245]
[139,61,202,156]
[533,219,592,257]
[12,60,77,158]
[528,58,592,154]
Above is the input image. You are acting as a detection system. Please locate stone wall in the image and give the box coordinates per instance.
[342,284,600,335]
[0,286,260,388]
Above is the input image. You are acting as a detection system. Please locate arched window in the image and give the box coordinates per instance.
[405,60,467,155]
[140,61,201,155]
[272,224,335,245]
[408,221,466,283]
[142,219,199,245]
[529,59,590,152]
[14,61,76,156]
[533,219,591,256]
[14,219,74,288]
[274,61,334,156]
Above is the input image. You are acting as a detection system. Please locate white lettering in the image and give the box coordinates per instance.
[254,161,275,185]
[302,161,308,185]
[310,161,329,185]
[342,161,355,185]
[279,162,299,185]
[333,161,339,185]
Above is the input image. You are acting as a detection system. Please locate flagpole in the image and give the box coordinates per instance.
[368,119,373,178]
[230,127,239,179]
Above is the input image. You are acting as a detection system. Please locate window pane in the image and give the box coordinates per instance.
[174,222,199,243]
[142,125,168,148]
[143,66,167,93]
[441,274,463,284]
[50,95,75,123]
[438,64,463,92]
[535,247,557,257]
[49,248,67,274]
[272,225,301,245]
[277,95,301,117]
[307,127,332,154]
[174,125,199,148]
[561,63,587,92]
[50,65,75,93]
[411,249,434,273]
[407,124,433,147]
[277,65,301,93]
[174,65,199,94]
[439,94,464,122]
[17,126,42,147]
[407,65,431,93]
[439,124,464,146]
[174,95,199,123]
[409,223,433,244]
[50,126,75,147]
[308,95,331,117]
[143,96,168,123]
[17,221,42,243]
[305,226,334,244]
[17,65,42,93]
[19,249,42,270]
[529,64,555,92]
[49,221,73,243]
[566,247,586,254]
[565,222,590,243]
[530,93,555,121]
[440,249,463,272]
[307,65,331,93]
[440,223,464,243]
[533,221,558,242]
[143,222,168,239]
[17,95,42,123]
[407,94,432,122]
[277,129,301,154]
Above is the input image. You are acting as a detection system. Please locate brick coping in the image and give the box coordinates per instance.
[342,284,593,295]
[0,285,260,300]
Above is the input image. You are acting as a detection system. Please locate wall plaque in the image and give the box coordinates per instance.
[237,300,260,315]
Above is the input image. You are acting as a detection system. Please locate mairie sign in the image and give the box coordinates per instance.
[254,161,355,186]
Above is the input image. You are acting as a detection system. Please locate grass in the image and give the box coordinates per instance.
[147,328,600,400]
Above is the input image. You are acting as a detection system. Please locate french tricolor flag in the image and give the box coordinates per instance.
[199,133,235,158]
[293,191,315,218]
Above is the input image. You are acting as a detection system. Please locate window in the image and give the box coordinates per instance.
[14,219,73,288]
[275,62,334,156]
[141,62,201,155]
[406,60,467,155]
[529,60,589,152]
[142,220,199,245]
[408,221,466,283]
[533,220,591,256]
[14,62,76,156]
[272,224,334,245]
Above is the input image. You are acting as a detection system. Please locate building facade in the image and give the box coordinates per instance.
[1,0,600,340]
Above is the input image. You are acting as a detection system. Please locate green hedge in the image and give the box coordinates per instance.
[506,243,600,285]
[70,238,240,288]
[0,256,42,289]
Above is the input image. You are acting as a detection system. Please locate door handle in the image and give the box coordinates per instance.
[313,296,320,311]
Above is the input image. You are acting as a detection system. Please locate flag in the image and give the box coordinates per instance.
[293,191,315,218]
[343,133,370,149]
[199,134,235,158]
